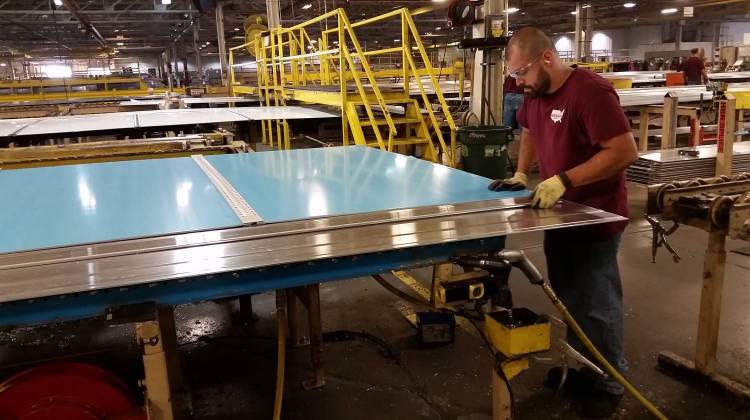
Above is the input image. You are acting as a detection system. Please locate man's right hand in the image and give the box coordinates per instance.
[488,172,528,191]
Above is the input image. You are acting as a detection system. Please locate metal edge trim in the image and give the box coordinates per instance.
[0,198,530,269]
[190,154,262,225]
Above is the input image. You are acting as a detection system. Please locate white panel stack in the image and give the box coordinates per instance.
[626,143,750,184]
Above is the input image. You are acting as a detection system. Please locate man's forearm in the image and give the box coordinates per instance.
[516,130,536,175]
[566,135,637,187]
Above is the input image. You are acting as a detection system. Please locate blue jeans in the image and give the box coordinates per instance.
[544,233,627,394]
[503,93,524,130]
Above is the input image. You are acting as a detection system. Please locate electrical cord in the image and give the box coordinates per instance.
[539,282,669,420]
[372,273,515,415]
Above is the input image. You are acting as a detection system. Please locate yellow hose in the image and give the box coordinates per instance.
[540,283,669,420]
[273,292,287,420]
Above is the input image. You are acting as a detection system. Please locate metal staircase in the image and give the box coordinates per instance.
[229,7,459,166]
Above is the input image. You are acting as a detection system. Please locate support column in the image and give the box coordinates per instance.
[574,2,583,61]
[9,53,16,79]
[715,94,736,177]
[192,21,203,85]
[136,320,175,420]
[712,23,720,60]
[172,43,180,88]
[676,20,684,53]
[584,5,593,62]
[662,92,679,149]
[215,1,228,85]
[266,0,281,29]
[695,230,726,374]
[156,54,163,79]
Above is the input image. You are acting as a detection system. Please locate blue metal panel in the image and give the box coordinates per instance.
[0,158,242,253]
[0,236,505,327]
[206,146,526,222]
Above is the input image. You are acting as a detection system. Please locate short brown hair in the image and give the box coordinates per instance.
[690,48,699,54]
[508,27,555,59]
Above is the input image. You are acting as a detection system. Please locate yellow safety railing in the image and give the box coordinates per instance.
[229,7,458,166]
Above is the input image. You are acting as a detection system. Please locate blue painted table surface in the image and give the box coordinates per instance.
[206,146,525,222]
[0,146,524,253]
[0,158,241,253]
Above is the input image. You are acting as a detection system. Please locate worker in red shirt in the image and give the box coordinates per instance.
[502,75,524,129]
[488,27,638,418]
[683,48,707,85]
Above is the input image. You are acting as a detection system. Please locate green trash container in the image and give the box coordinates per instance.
[457,125,515,179]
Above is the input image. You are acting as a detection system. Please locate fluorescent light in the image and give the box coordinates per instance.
[302,3,312,9]
[394,39,400,42]
[435,27,442,30]
[161,0,171,4]
[623,2,636,7]
[205,41,210,44]
[571,11,577,15]
[53,0,62,5]
[117,42,124,46]
[0,63,6,67]
[661,8,677,14]
[507,7,519,13]
[582,4,591,8]
[234,27,239,31]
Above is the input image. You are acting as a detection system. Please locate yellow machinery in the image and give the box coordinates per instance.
[229,8,459,166]
[0,132,247,170]
[0,77,230,103]
[565,61,610,73]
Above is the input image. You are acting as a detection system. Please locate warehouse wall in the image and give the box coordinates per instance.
[553,24,737,61]
[721,21,750,45]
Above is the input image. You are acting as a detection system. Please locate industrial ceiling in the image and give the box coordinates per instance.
[0,0,747,60]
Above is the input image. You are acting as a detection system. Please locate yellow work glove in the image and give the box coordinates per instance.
[530,175,566,208]
[488,172,528,191]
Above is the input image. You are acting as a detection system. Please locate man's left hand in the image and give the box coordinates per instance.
[530,175,566,208]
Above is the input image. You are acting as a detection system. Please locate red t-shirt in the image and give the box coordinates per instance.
[517,68,631,241]
[683,56,704,84]
[503,76,524,95]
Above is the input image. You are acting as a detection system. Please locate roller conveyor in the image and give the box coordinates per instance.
[0,146,624,326]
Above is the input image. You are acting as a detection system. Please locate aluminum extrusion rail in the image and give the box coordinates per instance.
[0,199,623,304]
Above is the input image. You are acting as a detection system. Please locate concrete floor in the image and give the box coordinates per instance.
[1,182,750,419]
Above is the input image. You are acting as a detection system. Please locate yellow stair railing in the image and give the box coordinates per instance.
[229,7,459,166]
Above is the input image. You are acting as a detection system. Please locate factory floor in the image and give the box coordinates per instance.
[2,183,750,420]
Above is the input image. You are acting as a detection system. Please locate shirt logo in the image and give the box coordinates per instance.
[550,109,565,123]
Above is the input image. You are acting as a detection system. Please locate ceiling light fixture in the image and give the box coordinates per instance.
[582,4,591,8]
[161,0,171,4]
[234,27,239,31]
[661,8,677,14]
[435,27,441,30]
[117,42,124,46]
[623,2,635,7]
[53,0,62,5]
[302,3,312,9]
[571,10,577,15]
[507,7,519,13]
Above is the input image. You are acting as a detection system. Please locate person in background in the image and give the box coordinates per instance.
[669,57,681,72]
[502,75,525,130]
[683,48,708,85]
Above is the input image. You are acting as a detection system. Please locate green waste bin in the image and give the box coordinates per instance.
[457,125,515,179]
